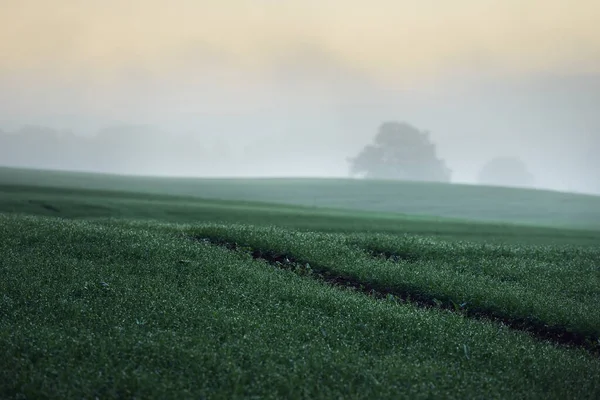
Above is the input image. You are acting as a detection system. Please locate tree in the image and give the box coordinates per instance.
[478,157,535,188]
[348,121,451,183]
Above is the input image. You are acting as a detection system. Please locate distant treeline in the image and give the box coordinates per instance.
[0,125,215,175]
[2,123,598,194]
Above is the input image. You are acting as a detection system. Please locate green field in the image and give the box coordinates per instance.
[3,166,600,230]
[1,167,600,399]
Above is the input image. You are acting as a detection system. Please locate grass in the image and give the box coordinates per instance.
[191,225,600,349]
[2,165,600,230]
[2,183,600,247]
[2,168,600,398]
[2,215,600,399]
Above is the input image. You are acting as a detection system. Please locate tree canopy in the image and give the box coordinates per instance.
[348,121,451,183]
[478,157,535,188]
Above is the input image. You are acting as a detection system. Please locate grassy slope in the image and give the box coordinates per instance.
[2,183,600,247]
[2,166,600,230]
[2,215,600,399]
[192,225,600,344]
[2,169,600,398]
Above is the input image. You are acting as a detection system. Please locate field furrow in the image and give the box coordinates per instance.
[191,225,600,354]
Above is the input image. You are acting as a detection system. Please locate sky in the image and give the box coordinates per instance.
[1,0,599,193]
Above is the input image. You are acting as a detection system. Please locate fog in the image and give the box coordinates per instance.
[1,1,599,194]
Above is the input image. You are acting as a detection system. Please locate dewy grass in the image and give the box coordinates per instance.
[2,214,600,399]
[189,224,600,353]
[3,173,600,398]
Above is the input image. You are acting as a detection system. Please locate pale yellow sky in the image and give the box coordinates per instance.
[1,0,599,83]
[1,1,599,193]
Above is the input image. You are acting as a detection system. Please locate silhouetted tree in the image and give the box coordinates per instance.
[478,157,535,188]
[348,121,451,182]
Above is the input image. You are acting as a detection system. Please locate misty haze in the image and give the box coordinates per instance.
[1,73,599,194]
[1,1,599,194]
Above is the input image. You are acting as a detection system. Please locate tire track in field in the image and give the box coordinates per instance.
[192,235,600,356]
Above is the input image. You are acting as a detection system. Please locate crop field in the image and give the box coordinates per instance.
[3,166,600,230]
[1,168,600,399]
